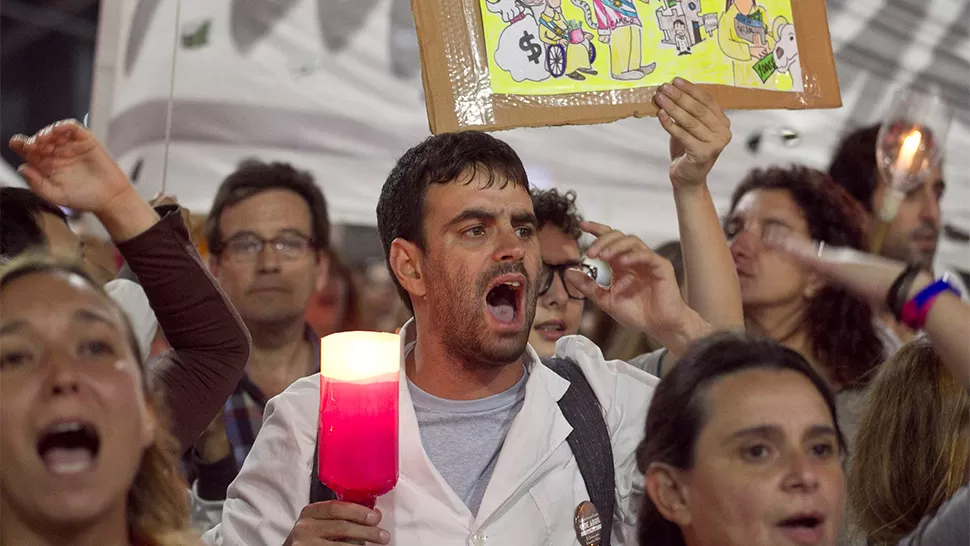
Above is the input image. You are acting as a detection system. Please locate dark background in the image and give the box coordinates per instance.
[2,0,100,168]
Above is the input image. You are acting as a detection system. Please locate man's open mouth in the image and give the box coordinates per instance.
[485,276,525,326]
[36,421,101,475]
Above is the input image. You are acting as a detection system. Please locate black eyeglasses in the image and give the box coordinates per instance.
[539,262,597,300]
[220,233,314,262]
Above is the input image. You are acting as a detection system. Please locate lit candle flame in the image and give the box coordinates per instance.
[320,331,400,382]
[895,129,922,171]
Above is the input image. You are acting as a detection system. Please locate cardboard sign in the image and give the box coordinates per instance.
[411,0,841,133]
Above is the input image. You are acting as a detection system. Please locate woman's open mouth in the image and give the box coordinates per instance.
[534,319,567,342]
[36,421,101,476]
[777,513,825,544]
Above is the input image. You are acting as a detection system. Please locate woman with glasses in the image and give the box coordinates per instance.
[528,188,597,358]
[725,166,887,411]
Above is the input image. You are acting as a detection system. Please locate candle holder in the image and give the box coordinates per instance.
[873,88,950,253]
[318,332,400,509]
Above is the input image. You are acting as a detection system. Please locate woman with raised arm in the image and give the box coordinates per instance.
[0,256,198,546]
[8,120,251,454]
[724,167,890,443]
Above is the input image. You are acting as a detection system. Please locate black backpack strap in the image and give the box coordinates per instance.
[309,434,337,503]
[544,357,615,546]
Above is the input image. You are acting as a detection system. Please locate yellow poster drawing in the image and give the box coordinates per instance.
[482,0,802,95]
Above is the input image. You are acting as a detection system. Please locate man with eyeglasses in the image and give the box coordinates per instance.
[189,159,330,527]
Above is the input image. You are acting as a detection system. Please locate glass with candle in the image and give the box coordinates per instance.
[318,331,400,508]
[872,88,951,251]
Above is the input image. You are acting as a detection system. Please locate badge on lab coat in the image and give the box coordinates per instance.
[574,501,602,545]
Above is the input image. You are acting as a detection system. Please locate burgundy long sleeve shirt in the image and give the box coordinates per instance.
[115,206,251,452]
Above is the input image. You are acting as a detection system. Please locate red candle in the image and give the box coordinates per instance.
[318,332,400,508]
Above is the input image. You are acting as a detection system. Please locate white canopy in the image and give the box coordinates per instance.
[92,0,970,269]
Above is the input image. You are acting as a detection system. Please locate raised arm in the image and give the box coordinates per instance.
[654,78,744,331]
[10,120,251,451]
[768,234,970,387]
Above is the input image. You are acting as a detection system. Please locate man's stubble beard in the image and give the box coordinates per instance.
[881,233,936,270]
[427,266,538,371]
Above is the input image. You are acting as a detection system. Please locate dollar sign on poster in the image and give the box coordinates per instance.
[518,30,542,64]
[494,12,550,82]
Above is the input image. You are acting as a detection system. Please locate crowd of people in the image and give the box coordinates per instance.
[0,79,967,546]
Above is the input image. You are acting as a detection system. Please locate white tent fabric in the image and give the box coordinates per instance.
[0,160,25,187]
[94,0,969,268]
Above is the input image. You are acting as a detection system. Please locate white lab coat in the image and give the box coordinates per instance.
[202,321,659,545]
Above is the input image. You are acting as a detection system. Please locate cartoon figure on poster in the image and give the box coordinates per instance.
[656,0,718,55]
[538,0,598,80]
[674,20,691,54]
[718,0,780,87]
[771,16,802,91]
[489,0,552,82]
[570,0,657,80]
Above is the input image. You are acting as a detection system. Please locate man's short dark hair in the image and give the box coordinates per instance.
[531,188,583,241]
[376,131,529,312]
[828,124,880,213]
[205,160,331,256]
[0,187,68,260]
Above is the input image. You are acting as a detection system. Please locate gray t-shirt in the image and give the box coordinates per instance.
[407,367,528,516]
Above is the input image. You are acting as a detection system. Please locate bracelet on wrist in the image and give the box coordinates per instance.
[898,278,961,331]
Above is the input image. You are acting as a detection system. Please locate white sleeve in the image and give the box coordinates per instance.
[202,376,319,546]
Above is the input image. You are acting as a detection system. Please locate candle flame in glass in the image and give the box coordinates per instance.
[894,129,922,171]
[320,331,400,382]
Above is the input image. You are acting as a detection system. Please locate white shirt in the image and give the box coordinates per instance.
[202,321,659,546]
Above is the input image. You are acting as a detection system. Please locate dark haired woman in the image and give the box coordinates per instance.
[638,333,846,546]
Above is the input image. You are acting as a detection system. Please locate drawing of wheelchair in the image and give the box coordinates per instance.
[544,33,597,78]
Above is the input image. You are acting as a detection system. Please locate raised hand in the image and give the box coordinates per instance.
[564,221,695,339]
[9,119,134,217]
[654,78,732,191]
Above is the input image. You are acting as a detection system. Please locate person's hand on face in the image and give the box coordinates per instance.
[654,78,732,191]
[565,221,688,337]
[284,502,390,546]
[9,120,135,217]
